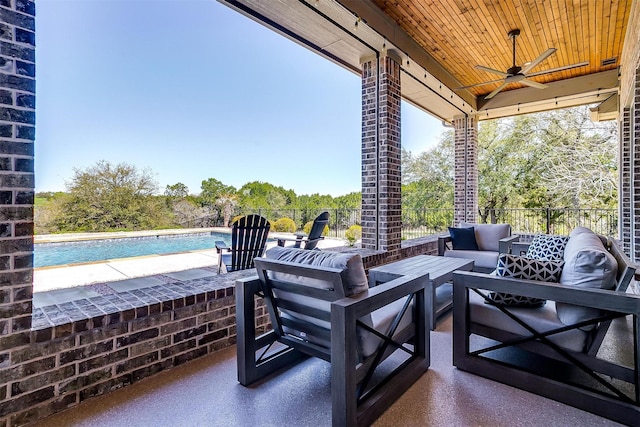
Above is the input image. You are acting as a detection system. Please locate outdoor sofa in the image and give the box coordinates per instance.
[452,226,639,425]
[438,222,519,273]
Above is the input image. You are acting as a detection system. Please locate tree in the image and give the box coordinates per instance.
[237,181,295,212]
[52,160,167,232]
[536,107,617,208]
[477,115,540,222]
[400,106,618,226]
[165,182,189,199]
[401,130,454,210]
[199,178,238,226]
[334,191,361,210]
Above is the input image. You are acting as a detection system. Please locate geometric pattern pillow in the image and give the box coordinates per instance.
[488,254,564,307]
[525,234,569,261]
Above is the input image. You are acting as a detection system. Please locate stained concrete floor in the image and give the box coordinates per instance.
[31,314,622,427]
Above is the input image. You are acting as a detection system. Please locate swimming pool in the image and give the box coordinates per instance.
[34,232,235,268]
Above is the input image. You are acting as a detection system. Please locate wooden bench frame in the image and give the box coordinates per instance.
[236,258,430,426]
[452,237,640,425]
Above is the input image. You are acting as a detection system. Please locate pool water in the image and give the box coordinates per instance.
[34,232,234,268]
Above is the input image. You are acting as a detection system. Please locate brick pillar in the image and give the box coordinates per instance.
[620,107,632,256]
[0,0,36,371]
[453,115,478,224]
[633,65,640,262]
[360,52,402,253]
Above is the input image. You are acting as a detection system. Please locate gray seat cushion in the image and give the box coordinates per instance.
[460,222,511,252]
[444,249,499,270]
[469,290,588,352]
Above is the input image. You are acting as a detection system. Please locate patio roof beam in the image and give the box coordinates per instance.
[335,0,477,109]
[476,69,620,120]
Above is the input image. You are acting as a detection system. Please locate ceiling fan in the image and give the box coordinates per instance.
[461,29,589,100]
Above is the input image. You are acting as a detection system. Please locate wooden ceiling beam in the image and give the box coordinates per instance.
[335,0,477,108]
[477,69,619,111]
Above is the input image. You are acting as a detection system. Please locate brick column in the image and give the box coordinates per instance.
[633,66,640,262]
[360,52,402,254]
[453,115,478,224]
[0,0,36,378]
[620,107,632,256]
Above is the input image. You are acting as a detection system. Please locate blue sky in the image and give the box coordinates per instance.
[35,0,443,197]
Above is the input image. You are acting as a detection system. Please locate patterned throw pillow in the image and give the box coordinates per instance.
[525,234,569,261]
[488,254,564,307]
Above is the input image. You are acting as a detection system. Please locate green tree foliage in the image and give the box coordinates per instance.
[401,106,617,223]
[535,107,617,208]
[237,181,295,209]
[50,161,171,232]
[402,130,454,213]
[165,182,189,199]
[199,178,238,227]
[333,191,361,210]
[199,178,236,207]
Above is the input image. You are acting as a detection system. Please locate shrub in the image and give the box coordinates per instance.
[303,220,329,236]
[272,217,297,233]
[345,224,362,246]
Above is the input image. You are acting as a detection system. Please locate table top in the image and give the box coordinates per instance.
[369,255,474,285]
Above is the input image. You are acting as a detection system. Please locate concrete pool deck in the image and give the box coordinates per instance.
[33,229,348,307]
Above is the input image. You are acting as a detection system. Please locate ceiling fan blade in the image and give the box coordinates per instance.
[484,81,510,99]
[520,79,548,89]
[475,65,509,77]
[526,61,589,77]
[455,78,504,90]
[520,48,557,74]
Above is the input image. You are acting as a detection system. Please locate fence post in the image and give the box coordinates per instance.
[546,208,551,234]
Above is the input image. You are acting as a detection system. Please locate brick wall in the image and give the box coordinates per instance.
[619,0,640,262]
[361,58,377,250]
[620,108,632,256]
[0,0,36,423]
[377,54,402,256]
[360,52,402,255]
[453,116,478,224]
[633,67,640,262]
[0,273,273,426]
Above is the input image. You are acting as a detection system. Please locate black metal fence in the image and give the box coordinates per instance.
[238,207,618,239]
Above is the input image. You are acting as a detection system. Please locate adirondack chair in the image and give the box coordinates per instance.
[452,232,640,425]
[236,247,430,426]
[276,211,330,250]
[215,214,270,274]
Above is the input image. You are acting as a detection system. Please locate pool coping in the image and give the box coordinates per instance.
[34,227,232,244]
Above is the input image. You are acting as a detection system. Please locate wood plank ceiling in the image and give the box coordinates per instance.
[368,0,631,98]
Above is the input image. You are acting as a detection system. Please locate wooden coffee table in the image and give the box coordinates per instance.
[368,255,474,330]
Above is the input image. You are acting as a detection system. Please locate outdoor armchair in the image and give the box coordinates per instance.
[452,229,639,425]
[236,247,430,426]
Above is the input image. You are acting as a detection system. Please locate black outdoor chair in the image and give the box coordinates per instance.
[236,247,430,426]
[215,214,270,274]
[276,211,329,250]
